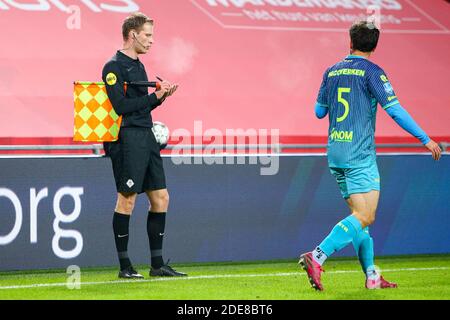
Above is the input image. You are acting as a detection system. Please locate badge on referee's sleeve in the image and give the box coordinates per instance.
[106,72,117,86]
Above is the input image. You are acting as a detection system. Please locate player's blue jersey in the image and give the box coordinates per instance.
[316,55,399,168]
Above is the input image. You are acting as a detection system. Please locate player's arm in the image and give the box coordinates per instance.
[368,68,441,160]
[315,102,328,119]
[385,104,428,144]
[385,104,441,160]
[314,69,329,119]
[102,62,168,115]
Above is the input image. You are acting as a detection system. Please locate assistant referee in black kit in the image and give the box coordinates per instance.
[102,12,186,278]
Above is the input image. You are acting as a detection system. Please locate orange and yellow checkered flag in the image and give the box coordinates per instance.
[73,81,122,142]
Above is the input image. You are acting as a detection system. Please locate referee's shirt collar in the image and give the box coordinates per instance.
[117,50,140,62]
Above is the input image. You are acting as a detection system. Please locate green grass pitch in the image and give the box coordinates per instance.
[0,254,449,300]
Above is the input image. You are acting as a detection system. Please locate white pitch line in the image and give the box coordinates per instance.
[0,267,448,290]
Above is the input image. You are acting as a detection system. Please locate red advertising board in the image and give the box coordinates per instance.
[0,0,449,141]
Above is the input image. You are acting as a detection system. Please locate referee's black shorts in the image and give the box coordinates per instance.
[106,127,166,194]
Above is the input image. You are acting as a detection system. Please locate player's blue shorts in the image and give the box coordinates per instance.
[329,162,380,199]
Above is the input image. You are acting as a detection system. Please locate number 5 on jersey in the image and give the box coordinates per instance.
[337,87,351,122]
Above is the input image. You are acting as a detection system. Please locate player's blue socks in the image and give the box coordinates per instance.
[312,215,363,265]
[352,227,375,273]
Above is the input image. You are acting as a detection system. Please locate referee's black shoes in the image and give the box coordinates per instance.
[150,261,187,277]
[118,266,144,279]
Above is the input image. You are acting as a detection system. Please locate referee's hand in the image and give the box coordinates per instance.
[157,81,178,101]
[155,81,170,100]
[167,83,179,97]
[425,140,442,161]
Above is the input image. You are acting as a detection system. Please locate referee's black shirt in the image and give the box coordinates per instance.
[102,50,161,128]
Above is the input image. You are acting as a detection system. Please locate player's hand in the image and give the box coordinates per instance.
[425,139,442,161]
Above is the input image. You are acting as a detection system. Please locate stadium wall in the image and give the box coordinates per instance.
[0,154,448,271]
[1,0,449,140]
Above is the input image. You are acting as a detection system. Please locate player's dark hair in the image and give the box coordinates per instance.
[349,21,380,53]
[122,12,153,41]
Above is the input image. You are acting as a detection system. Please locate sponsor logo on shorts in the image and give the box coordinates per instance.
[126,179,134,188]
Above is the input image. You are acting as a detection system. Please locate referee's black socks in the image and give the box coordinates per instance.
[147,211,166,269]
[112,211,132,270]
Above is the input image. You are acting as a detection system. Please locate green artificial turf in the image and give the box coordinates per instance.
[0,254,449,300]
